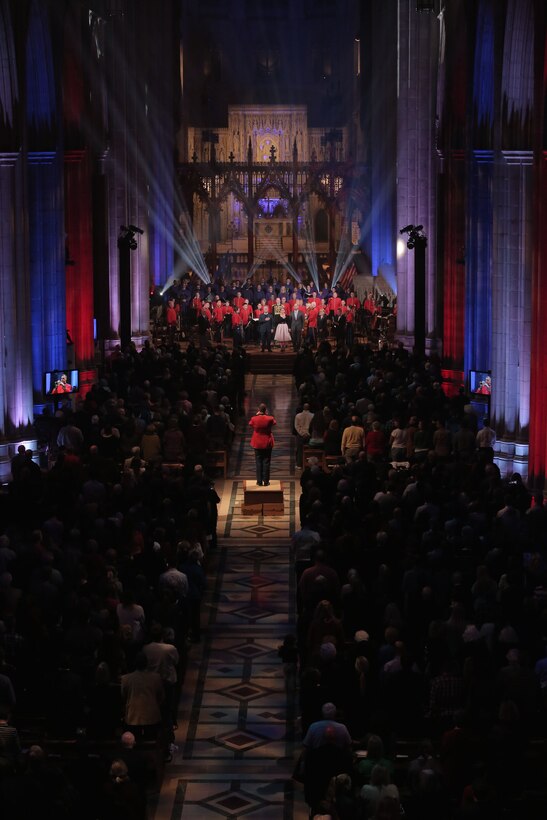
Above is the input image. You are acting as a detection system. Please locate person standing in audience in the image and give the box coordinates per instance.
[121,652,164,741]
[389,418,407,462]
[294,402,314,468]
[365,420,386,462]
[99,759,147,820]
[476,417,496,460]
[143,624,180,729]
[341,415,365,460]
[0,707,21,773]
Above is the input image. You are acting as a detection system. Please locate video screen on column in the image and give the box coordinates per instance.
[44,369,80,396]
[469,370,491,396]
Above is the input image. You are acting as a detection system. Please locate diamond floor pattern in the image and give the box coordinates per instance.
[152,373,307,819]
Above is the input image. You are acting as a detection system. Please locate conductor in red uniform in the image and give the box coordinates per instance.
[248,403,276,486]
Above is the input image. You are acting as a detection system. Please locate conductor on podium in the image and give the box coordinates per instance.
[248,403,276,486]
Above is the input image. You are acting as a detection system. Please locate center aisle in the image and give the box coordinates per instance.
[153,373,308,819]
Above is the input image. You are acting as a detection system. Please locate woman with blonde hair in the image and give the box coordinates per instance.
[274,307,291,351]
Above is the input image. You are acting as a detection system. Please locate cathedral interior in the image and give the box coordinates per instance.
[0,0,544,485]
[0,1,546,818]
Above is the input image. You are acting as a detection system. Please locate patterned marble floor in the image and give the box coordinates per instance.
[152,374,308,819]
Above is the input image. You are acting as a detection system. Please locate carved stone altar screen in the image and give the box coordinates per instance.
[180,105,366,271]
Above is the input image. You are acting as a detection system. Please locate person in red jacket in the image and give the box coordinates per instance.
[51,373,72,394]
[346,291,361,311]
[231,307,244,348]
[328,290,342,315]
[166,299,179,339]
[233,291,244,310]
[306,302,319,348]
[240,299,252,343]
[191,294,202,323]
[365,421,386,463]
[212,300,224,341]
[248,403,276,486]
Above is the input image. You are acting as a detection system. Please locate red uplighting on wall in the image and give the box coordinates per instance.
[64,151,95,369]
[528,151,547,487]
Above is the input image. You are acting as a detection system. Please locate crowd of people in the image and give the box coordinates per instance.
[0,340,245,818]
[1,274,546,819]
[288,340,547,819]
[152,272,396,350]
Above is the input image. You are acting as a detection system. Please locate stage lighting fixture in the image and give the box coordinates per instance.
[118,225,141,251]
[400,224,414,234]
[407,240,415,249]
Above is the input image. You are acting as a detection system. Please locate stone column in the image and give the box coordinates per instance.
[102,3,152,347]
[64,150,95,373]
[527,148,547,488]
[362,0,397,284]
[395,1,439,351]
[491,151,533,478]
[27,151,66,401]
[0,154,34,433]
[440,149,466,391]
[465,150,493,375]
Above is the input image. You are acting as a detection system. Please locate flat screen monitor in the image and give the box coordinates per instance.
[469,370,491,396]
[44,369,80,397]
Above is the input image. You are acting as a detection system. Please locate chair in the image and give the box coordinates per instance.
[302,446,325,469]
[324,454,344,470]
[162,462,184,473]
[206,449,228,478]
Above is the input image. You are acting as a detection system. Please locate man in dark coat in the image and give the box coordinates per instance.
[257,306,273,351]
[290,300,305,351]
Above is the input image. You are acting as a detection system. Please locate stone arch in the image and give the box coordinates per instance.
[217,179,249,209]
[300,175,329,205]
[25,0,66,398]
[253,176,291,204]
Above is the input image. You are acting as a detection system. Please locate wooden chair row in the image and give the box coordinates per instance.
[206,449,228,479]
[302,446,345,471]
[162,452,229,480]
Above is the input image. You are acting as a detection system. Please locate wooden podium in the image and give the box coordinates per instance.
[242,479,284,515]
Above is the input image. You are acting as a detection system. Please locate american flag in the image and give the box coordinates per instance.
[338,262,357,294]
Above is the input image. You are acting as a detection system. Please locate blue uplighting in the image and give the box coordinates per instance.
[465,152,493,378]
[473,3,494,127]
